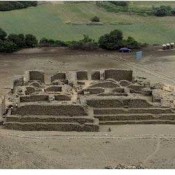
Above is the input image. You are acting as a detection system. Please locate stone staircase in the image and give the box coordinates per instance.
[4,103,99,131]
[86,97,175,125]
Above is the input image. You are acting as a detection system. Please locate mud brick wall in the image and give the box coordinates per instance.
[4,122,99,131]
[13,76,24,88]
[87,98,152,108]
[45,86,62,92]
[24,71,45,83]
[25,86,36,95]
[6,115,94,123]
[54,95,71,101]
[112,87,125,93]
[87,98,123,108]
[20,95,49,102]
[0,96,5,116]
[12,104,88,116]
[97,93,128,97]
[51,73,66,82]
[29,81,42,88]
[126,99,153,108]
[91,71,100,80]
[76,71,88,80]
[119,80,131,87]
[128,84,144,93]
[104,69,133,81]
[84,88,105,94]
[94,108,174,115]
[90,81,120,88]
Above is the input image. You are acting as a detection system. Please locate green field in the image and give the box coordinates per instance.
[1,1,175,44]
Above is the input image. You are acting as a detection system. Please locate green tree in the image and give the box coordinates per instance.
[0,40,18,53]
[69,35,98,50]
[153,5,172,16]
[110,1,129,7]
[25,34,38,48]
[8,34,25,48]
[125,36,140,49]
[98,29,123,50]
[0,28,7,40]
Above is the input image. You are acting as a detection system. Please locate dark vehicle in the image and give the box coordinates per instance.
[119,48,131,52]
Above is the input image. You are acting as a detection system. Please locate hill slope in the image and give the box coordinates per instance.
[0,1,175,44]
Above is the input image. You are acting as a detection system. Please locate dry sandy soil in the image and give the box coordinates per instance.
[1,47,175,169]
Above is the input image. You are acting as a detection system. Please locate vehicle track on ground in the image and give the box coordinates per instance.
[118,56,175,85]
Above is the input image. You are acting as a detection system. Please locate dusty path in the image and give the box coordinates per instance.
[1,125,175,168]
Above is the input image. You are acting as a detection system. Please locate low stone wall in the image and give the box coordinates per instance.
[24,70,45,83]
[97,93,128,97]
[76,71,88,80]
[6,115,94,123]
[20,95,49,102]
[0,96,5,116]
[51,73,66,82]
[129,84,144,93]
[87,97,153,108]
[45,86,62,92]
[4,122,99,131]
[25,86,36,95]
[104,69,133,81]
[119,80,131,87]
[54,95,71,101]
[29,81,42,88]
[84,88,105,95]
[12,104,88,116]
[90,81,120,88]
[94,108,174,115]
[95,114,155,121]
[112,87,125,93]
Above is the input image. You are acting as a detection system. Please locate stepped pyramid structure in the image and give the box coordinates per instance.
[2,69,175,131]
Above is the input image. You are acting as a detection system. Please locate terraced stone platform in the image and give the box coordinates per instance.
[2,69,175,131]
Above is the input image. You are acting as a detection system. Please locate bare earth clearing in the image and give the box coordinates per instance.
[1,47,175,169]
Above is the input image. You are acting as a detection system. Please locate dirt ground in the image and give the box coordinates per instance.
[1,46,175,169]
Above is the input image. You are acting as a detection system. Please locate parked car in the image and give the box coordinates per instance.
[119,48,131,53]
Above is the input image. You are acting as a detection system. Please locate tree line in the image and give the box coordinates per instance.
[0,28,144,53]
[0,1,37,11]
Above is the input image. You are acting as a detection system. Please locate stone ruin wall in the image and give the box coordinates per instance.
[2,69,175,131]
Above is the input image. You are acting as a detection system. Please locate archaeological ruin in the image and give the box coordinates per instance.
[1,69,175,131]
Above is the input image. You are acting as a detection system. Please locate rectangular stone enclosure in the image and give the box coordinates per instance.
[25,71,45,83]
[104,69,133,81]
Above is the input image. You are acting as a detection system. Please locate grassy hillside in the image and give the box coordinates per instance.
[0,1,175,44]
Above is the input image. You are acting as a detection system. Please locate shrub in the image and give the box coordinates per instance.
[110,1,129,7]
[98,29,123,50]
[25,34,38,48]
[0,28,7,40]
[0,40,18,53]
[39,38,67,47]
[69,35,98,50]
[91,16,100,22]
[171,8,175,15]
[0,1,38,11]
[8,34,25,48]
[125,36,140,49]
[153,5,172,16]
